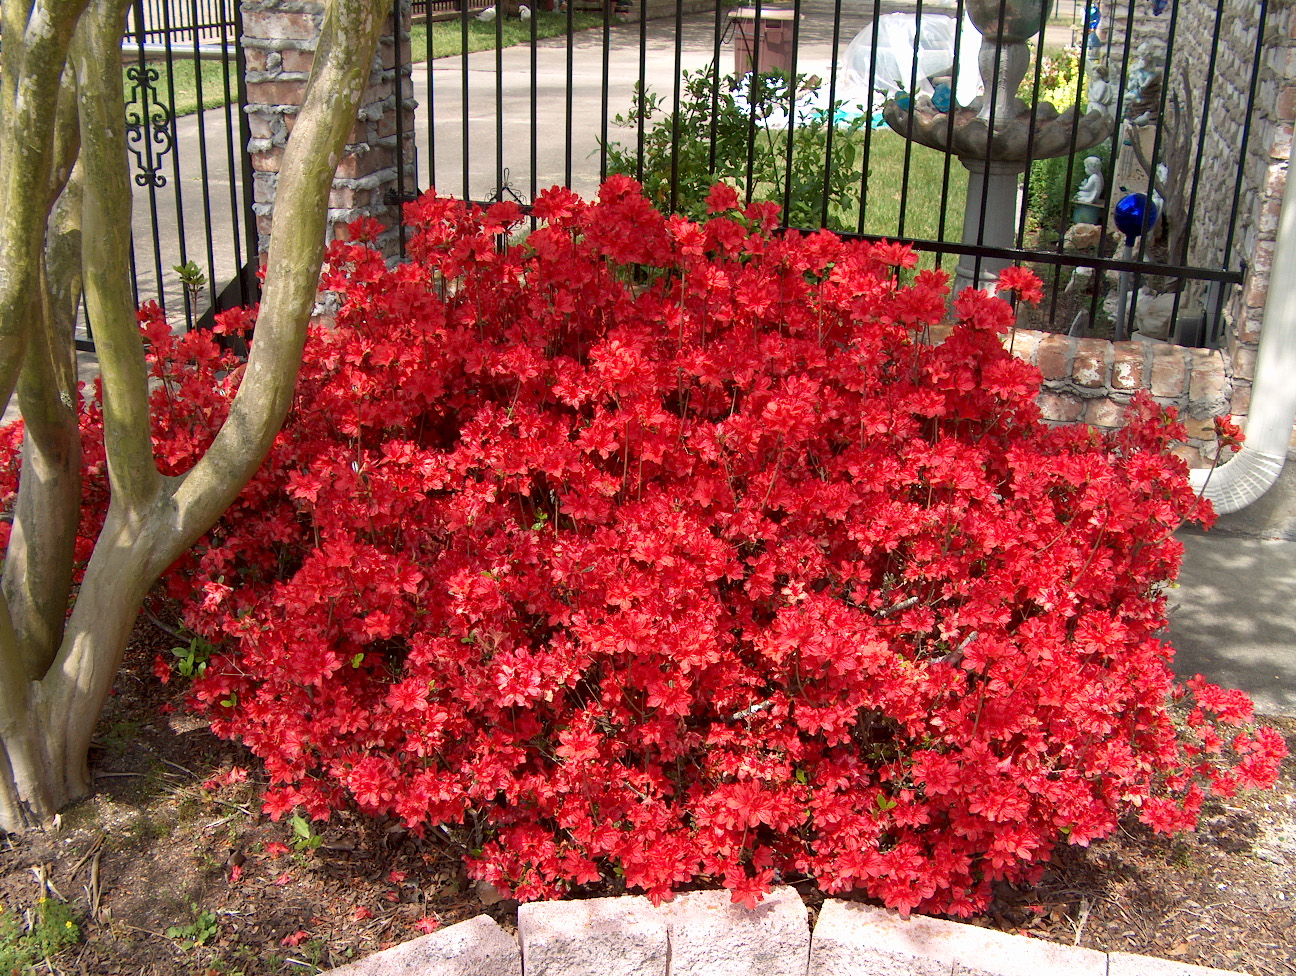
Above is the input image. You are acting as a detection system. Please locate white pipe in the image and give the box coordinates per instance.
[1190,159,1296,513]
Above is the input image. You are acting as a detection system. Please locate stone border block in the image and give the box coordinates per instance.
[655,886,809,976]
[519,895,668,976]
[1107,951,1248,976]
[810,902,1107,976]
[324,914,521,975]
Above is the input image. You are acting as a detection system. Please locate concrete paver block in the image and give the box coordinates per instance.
[519,895,669,976]
[324,914,521,976]
[811,901,1107,976]
[655,885,810,976]
[1108,950,1249,976]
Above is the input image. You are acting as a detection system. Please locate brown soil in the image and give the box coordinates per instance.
[2,618,1293,976]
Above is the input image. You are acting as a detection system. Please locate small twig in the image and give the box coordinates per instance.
[877,596,919,619]
[1068,896,1092,945]
[68,834,106,881]
[157,758,197,778]
[141,604,190,644]
[88,850,102,921]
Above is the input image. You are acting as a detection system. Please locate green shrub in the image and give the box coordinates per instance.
[604,66,870,231]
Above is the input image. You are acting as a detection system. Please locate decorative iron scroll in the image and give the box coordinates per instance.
[124,62,173,188]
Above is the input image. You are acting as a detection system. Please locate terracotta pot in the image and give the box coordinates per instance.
[965,0,1047,43]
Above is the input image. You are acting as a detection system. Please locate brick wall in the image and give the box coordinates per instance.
[243,0,415,260]
[927,324,1230,466]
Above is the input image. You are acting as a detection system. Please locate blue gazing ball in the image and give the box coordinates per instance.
[1114,193,1159,246]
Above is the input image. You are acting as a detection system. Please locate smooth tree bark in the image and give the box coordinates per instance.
[0,0,389,833]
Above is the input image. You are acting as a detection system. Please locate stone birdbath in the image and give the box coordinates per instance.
[883,0,1111,292]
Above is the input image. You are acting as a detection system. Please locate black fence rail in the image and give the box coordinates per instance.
[393,0,1270,346]
[125,0,238,48]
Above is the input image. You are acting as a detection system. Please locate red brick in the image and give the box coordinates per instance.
[246,80,306,108]
[1111,342,1146,391]
[926,323,953,345]
[1238,308,1263,344]
[1037,334,1071,381]
[328,186,372,209]
[1169,444,1206,469]
[1038,392,1085,423]
[1270,122,1292,161]
[1072,338,1108,389]
[361,81,395,106]
[335,146,394,180]
[1232,345,1258,382]
[1085,397,1127,428]
[1002,329,1040,364]
[242,10,319,40]
[243,48,268,72]
[250,147,284,173]
[1279,84,1296,123]
[1231,382,1252,418]
[280,48,315,74]
[1189,352,1227,402]
[1150,349,1188,397]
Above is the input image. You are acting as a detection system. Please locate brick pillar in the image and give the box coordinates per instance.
[243,0,416,261]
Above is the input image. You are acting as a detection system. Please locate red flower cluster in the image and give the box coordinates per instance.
[4,178,1282,916]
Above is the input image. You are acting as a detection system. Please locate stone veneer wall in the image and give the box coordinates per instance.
[243,0,415,260]
[924,325,1229,467]
[1175,1,1295,428]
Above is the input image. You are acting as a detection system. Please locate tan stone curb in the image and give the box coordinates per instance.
[322,888,1249,976]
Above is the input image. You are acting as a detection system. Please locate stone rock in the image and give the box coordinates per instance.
[1064,222,1103,252]
[1133,287,1178,340]
[1064,266,1094,296]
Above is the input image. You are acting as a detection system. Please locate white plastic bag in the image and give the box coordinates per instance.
[840,12,981,105]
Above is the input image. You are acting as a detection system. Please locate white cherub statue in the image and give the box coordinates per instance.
[1075,156,1104,205]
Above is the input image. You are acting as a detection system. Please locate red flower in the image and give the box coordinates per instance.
[996,265,1044,303]
[705,183,740,214]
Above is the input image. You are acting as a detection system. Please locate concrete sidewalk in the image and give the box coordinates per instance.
[1168,458,1296,718]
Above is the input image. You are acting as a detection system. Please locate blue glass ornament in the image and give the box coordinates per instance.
[1114,193,1158,246]
[1152,0,1168,14]
[932,82,952,114]
[1087,3,1100,30]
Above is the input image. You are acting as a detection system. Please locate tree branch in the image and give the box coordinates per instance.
[0,0,91,424]
[73,0,159,515]
[3,67,84,680]
[165,0,388,549]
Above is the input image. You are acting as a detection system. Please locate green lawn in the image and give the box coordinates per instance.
[849,129,966,245]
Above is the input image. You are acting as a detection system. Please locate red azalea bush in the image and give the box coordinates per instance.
[3,177,1284,915]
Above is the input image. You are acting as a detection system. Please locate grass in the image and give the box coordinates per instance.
[849,129,966,244]
[124,54,243,121]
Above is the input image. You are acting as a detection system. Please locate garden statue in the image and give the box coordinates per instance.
[1072,155,1105,224]
[1124,43,1164,125]
[1087,63,1117,119]
[1075,156,1104,205]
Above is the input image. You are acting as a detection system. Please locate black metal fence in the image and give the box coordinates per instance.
[394,0,1270,346]
[67,0,258,351]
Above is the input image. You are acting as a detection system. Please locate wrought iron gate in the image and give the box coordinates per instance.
[83,0,260,350]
